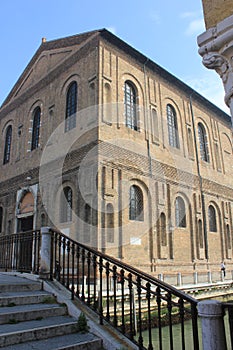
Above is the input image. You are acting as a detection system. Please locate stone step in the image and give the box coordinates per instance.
[0,290,53,306]
[0,303,67,324]
[0,281,42,293]
[0,316,79,347]
[0,333,102,350]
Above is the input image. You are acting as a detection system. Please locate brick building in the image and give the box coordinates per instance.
[0,29,232,275]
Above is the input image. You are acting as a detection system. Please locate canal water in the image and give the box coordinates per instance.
[142,312,231,349]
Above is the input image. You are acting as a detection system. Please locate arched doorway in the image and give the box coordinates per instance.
[17,191,34,232]
[16,190,35,271]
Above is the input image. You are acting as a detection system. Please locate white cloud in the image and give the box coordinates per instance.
[185,18,205,36]
[185,74,229,113]
[180,10,205,36]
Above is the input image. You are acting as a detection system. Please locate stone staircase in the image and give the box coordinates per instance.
[0,276,102,349]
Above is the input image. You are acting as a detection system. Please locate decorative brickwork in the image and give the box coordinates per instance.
[0,29,232,275]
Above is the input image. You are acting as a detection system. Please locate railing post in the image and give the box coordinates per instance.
[177,272,182,286]
[194,271,198,284]
[207,271,212,283]
[39,227,52,280]
[198,300,227,350]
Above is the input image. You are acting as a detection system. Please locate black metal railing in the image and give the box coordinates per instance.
[49,228,201,350]
[0,230,40,273]
[0,228,201,349]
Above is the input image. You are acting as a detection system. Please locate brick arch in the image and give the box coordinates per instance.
[1,119,13,135]
[207,200,224,262]
[60,74,81,96]
[171,191,195,262]
[18,191,34,215]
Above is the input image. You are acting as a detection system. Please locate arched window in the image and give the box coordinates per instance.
[160,213,167,246]
[65,82,77,132]
[0,207,2,233]
[60,186,73,223]
[3,125,12,164]
[198,123,210,162]
[124,81,138,131]
[129,185,143,221]
[175,196,186,227]
[106,203,114,243]
[31,107,41,150]
[208,205,217,232]
[84,204,91,243]
[167,104,179,148]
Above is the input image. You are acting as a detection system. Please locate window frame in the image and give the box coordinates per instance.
[129,185,144,221]
[31,107,41,151]
[124,81,138,131]
[198,123,210,162]
[175,196,186,228]
[167,104,179,148]
[65,81,77,132]
[3,125,12,164]
[208,205,217,232]
[60,186,73,223]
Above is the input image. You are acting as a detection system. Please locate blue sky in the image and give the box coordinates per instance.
[0,0,228,113]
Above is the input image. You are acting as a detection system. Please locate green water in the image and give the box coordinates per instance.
[141,316,231,349]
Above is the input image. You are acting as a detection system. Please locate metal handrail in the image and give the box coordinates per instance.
[49,228,200,350]
[0,229,200,349]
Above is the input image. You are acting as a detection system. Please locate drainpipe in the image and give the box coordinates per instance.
[143,58,152,178]
[143,58,154,265]
[190,94,209,261]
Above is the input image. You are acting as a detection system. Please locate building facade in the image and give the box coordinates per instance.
[0,29,232,276]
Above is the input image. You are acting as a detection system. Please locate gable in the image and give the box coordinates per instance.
[1,29,101,108]
[13,47,74,99]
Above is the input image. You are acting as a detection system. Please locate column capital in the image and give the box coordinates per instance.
[198,14,233,120]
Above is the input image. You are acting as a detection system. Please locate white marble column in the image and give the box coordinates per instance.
[39,226,52,279]
[198,14,233,125]
[198,300,227,350]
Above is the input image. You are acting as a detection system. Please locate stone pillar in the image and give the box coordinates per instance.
[198,300,227,350]
[177,272,182,286]
[197,14,233,124]
[39,226,52,279]
[194,271,198,284]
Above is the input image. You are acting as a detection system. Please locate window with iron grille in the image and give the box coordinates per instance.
[129,185,143,221]
[198,123,210,162]
[167,104,179,148]
[175,196,186,228]
[124,81,138,131]
[3,125,12,164]
[208,205,217,232]
[65,82,77,132]
[60,186,73,223]
[31,107,41,150]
